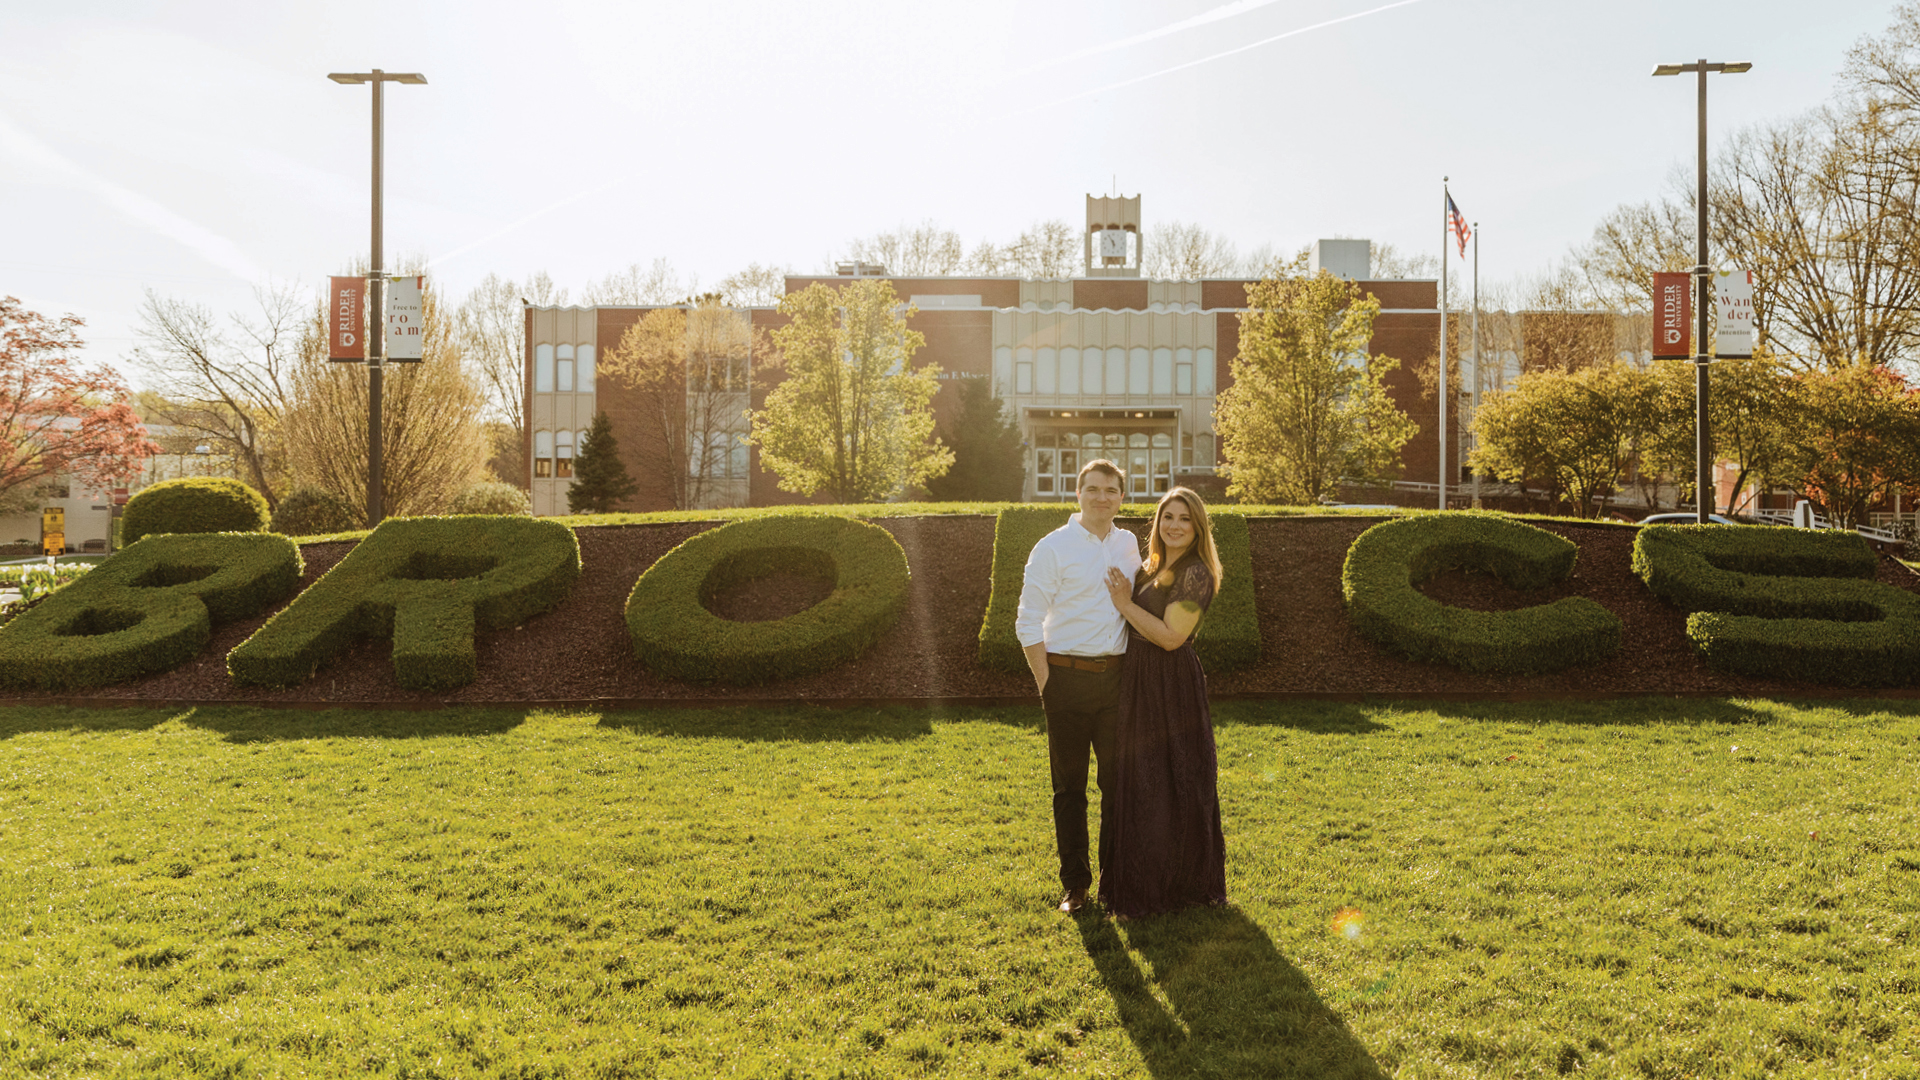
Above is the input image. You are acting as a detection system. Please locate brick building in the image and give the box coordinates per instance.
[523,198,1446,515]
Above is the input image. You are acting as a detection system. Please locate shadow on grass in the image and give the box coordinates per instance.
[0,705,175,740]
[1415,697,1785,728]
[597,703,935,743]
[1079,906,1386,1079]
[182,706,527,743]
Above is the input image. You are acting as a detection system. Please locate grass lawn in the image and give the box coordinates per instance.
[2,698,1917,1078]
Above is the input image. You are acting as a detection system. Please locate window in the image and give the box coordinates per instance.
[534,430,554,478]
[1037,347,1057,395]
[1127,434,1150,497]
[1036,439,1055,495]
[555,430,575,479]
[535,344,554,393]
[1152,347,1173,395]
[710,432,734,479]
[1083,348,1103,396]
[1105,347,1126,397]
[1196,432,1215,468]
[1129,348,1149,398]
[578,344,595,391]
[994,346,1013,395]
[1181,433,1194,468]
[730,436,749,478]
[1015,354,1033,394]
[1197,348,1216,396]
[1152,433,1172,494]
[1059,347,1081,395]
[556,344,575,393]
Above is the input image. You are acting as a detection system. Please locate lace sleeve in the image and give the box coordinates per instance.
[1169,560,1216,612]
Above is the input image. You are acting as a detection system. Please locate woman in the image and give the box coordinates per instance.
[1097,486,1228,919]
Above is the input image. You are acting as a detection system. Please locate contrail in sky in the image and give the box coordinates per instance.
[1040,0,1434,107]
[429,176,633,268]
[1021,0,1298,72]
[0,110,265,283]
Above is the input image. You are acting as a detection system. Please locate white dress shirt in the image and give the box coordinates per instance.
[1015,513,1144,657]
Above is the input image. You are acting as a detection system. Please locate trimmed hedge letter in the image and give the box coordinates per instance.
[1342,514,1622,674]
[626,514,909,685]
[0,533,303,690]
[229,516,581,691]
[1634,524,1920,686]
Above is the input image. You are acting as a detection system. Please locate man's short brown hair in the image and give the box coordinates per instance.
[1077,458,1125,488]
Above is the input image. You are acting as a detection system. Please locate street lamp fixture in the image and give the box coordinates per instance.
[329,69,427,527]
[1653,58,1748,525]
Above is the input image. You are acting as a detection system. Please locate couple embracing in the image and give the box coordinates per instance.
[1016,458,1227,920]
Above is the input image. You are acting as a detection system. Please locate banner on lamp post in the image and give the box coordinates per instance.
[1652,271,1692,358]
[1715,270,1755,359]
[328,276,365,361]
[386,275,424,361]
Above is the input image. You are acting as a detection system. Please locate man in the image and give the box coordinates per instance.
[1016,459,1142,914]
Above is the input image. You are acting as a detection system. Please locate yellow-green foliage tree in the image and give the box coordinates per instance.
[1214,266,1415,504]
[749,279,952,502]
[1639,352,1793,511]
[1471,361,1653,518]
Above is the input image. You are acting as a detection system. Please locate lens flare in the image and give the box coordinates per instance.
[1331,907,1365,940]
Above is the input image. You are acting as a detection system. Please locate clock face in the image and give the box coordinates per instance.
[1099,230,1128,259]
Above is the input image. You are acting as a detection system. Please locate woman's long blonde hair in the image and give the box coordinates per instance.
[1143,486,1224,587]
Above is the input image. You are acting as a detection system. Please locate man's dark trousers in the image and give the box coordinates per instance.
[1040,661,1123,892]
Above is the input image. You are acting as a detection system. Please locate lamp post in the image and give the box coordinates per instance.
[1652,58,1749,524]
[328,68,427,527]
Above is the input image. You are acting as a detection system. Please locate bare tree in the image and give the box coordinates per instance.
[584,258,692,306]
[966,220,1081,278]
[453,271,566,487]
[133,283,307,508]
[843,222,968,276]
[283,270,489,520]
[716,262,792,307]
[1142,221,1238,279]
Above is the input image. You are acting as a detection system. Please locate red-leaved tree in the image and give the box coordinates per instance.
[1,297,159,511]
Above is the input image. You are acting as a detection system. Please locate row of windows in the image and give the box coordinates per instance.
[691,431,751,480]
[996,346,1216,399]
[1031,431,1216,498]
[533,429,576,479]
[534,343,597,394]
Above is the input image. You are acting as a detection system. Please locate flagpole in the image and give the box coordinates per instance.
[1470,222,1480,509]
[1439,178,1449,511]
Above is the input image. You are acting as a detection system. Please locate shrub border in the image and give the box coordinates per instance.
[626,513,910,686]
[1341,513,1622,674]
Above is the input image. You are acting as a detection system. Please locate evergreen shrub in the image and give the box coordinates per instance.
[626,513,909,685]
[122,477,270,545]
[229,516,581,692]
[975,504,1260,674]
[1633,523,1920,685]
[271,486,360,536]
[448,480,532,516]
[0,532,303,690]
[1342,513,1621,674]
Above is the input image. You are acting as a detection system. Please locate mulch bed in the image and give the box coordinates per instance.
[6,516,1919,708]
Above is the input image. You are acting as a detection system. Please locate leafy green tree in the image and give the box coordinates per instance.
[925,376,1023,502]
[749,279,952,502]
[1775,363,1920,529]
[1214,265,1416,504]
[568,411,639,514]
[1471,361,1654,518]
[1640,352,1792,512]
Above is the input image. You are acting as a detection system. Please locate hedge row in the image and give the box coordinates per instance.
[0,533,303,690]
[1341,513,1622,674]
[975,505,1260,674]
[1633,524,1920,685]
[228,516,581,692]
[122,477,271,545]
[626,514,910,685]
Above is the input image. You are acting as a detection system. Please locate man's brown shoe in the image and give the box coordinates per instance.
[1058,888,1088,914]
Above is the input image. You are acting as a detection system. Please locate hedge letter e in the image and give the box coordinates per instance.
[0,533,303,691]
[228,516,581,692]
[1633,524,1920,686]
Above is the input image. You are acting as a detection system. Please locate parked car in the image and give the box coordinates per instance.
[1638,512,1745,526]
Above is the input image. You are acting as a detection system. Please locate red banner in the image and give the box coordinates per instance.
[328,276,364,361]
[1653,272,1691,359]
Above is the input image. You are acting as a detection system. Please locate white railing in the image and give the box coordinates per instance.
[1751,507,1904,545]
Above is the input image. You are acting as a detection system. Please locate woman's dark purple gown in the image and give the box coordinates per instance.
[1098,555,1227,918]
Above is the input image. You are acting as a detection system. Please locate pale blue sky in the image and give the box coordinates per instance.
[0,0,1898,376]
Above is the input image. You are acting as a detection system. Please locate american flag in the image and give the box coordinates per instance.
[1447,194,1471,258]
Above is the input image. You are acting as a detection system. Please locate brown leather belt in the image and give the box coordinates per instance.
[1047,653,1120,673]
